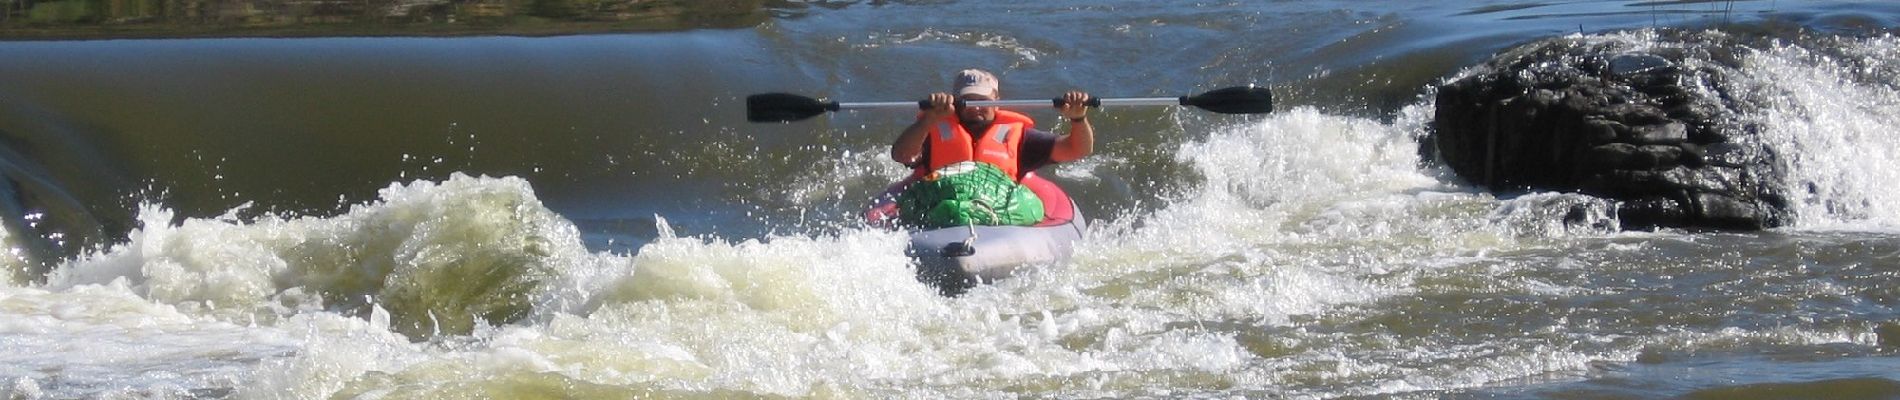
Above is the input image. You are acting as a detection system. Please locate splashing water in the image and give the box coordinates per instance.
[4,26,1900,399]
[1730,35,1900,226]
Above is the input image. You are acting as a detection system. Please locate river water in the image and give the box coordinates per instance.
[2,1,1899,398]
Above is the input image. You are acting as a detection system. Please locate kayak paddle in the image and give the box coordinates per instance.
[747,86,1273,123]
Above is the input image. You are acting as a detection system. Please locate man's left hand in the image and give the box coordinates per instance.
[1059,91,1091,121]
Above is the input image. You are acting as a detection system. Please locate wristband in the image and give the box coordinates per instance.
[1067,116,1087,123]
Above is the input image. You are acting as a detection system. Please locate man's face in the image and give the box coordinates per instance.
[958,92,996,126]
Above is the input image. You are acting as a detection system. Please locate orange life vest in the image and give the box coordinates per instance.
[915,109,1036,181]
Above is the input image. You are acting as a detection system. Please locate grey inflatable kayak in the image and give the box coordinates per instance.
[866,172,1087,294]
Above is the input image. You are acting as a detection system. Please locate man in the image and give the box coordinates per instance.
[889,69,1094,228]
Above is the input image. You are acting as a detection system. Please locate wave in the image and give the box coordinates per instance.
[1729,34,1900,227]
[5,28,1898,399]
[44,174,594,339]
[5,93,1882,398]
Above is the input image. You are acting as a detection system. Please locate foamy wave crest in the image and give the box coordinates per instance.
[1075,108,1622,325]
[250,225,1269,397]
[1731,35,1900,227]
[1088,108,1502,261]
[1078,109,1445,322]
[0,281,301,398]
[485,229,954,396]
[45,173,596,338]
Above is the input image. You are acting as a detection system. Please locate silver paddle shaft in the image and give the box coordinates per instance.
[835,97,1184,110]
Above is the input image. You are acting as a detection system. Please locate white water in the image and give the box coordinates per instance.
[3,33,1899,399]
[1733,34,1900,227]
[0,105,1548,398]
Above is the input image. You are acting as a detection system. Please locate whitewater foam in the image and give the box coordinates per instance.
[1733,35,1900,228]
[45,174,597,337]
[6,82,1883,398]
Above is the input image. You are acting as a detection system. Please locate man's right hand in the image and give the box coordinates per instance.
[922,92,956,119]
[896,92,955,164]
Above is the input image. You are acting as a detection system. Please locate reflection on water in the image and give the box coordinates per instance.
[0,0,765,38]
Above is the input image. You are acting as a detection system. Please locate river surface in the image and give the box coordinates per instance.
[2,1,1900,398]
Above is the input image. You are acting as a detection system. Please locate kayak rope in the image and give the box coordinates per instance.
[965,198,1000,252]
[971,198,1001,224]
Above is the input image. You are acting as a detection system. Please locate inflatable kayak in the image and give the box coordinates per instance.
[865,172,1087,294]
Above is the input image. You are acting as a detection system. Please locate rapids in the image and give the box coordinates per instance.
[2,1,1899,398]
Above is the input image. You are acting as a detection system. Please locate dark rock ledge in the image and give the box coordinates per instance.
[1428,31,1788,230]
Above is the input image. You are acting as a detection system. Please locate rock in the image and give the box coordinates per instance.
[1629,122,1688,144]
[1618,197,1688,229]
[1581,117,1624,144]
[1604,103,1670,125]
[1636,145,1685,168]
[1678,143,1708,168]
[1702,142,1756,167]
[1583,142,1684,172]
[1586,143,1642,171]
[1428,31,1789,230]
[1692,192,1771,229]
[1610,54,1673,76]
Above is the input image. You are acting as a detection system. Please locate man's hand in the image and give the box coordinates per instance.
[1059,91,1091,121]
[1050,90,1095,162]
[923,92,956,120]
[896,92,956,165]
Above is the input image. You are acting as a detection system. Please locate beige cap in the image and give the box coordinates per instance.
[953,69,1000,97]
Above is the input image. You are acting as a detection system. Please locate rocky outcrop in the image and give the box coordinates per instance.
[1429,32,1788,230]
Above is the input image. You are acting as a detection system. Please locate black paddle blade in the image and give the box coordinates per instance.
[1182,86,1274,114]
[747,93,839,123]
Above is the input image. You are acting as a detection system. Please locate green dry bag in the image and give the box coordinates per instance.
[897,162,1045,229]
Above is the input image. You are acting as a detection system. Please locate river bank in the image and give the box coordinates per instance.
[0,0,766,39]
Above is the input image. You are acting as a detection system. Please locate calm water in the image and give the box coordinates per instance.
[2,1,1899,398]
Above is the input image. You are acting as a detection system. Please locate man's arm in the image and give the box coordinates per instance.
[892,92,956,165]
[1049,90,1094,162]
[892,118,932,165]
